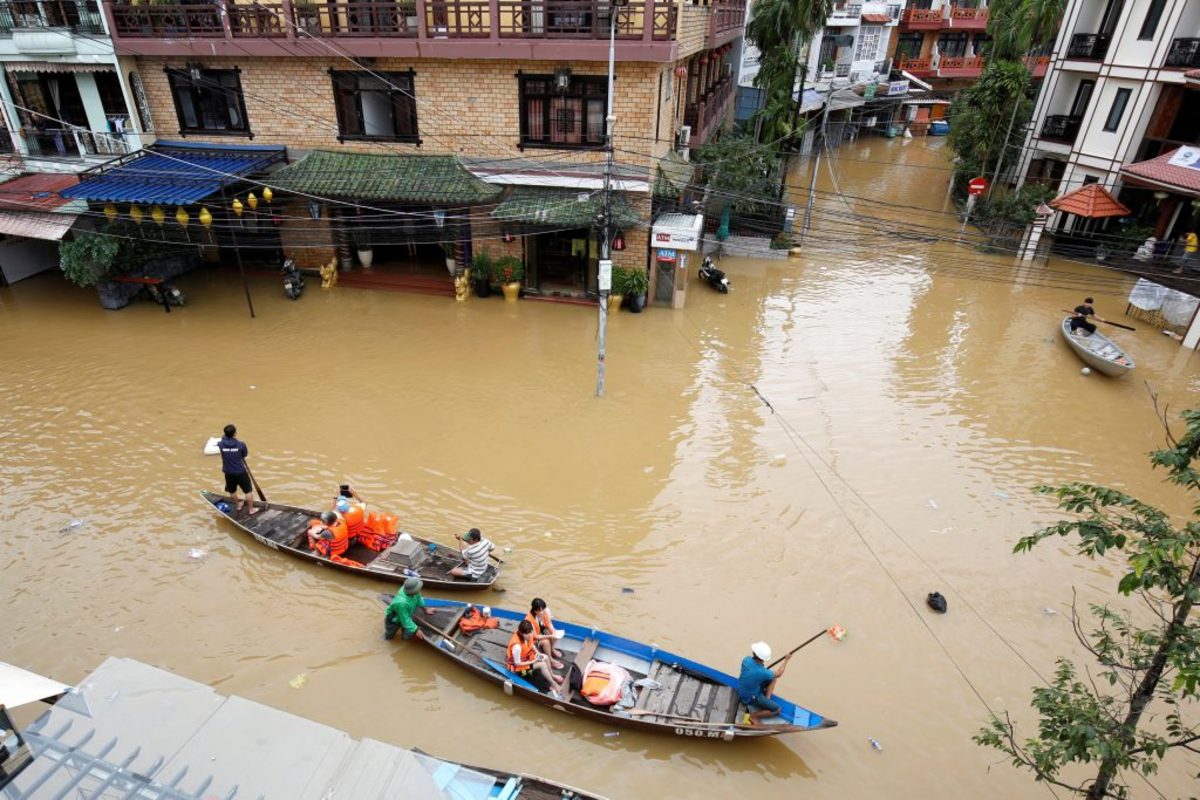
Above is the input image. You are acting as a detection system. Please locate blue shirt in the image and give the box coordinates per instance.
[218,436,248,475]
[737,656,774,703]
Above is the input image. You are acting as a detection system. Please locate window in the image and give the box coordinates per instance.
[855,26,882,61]
[1070,79,1094,117]
[895,32,923,61]
[519,75,607,149]
[331,71,418,143]
[1103,88,1132,132]
[1138,0,1166,40]
[937,32,969,58]
[166,68,250,136]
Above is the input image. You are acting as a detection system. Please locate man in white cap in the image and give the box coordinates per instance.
[737,641,793,726]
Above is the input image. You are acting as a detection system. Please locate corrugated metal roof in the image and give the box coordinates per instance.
[1049,183,1131,218]
[0,210,78,240]
[0,173,78,211]
[1120,145,1200,198]
[61,141,287,206]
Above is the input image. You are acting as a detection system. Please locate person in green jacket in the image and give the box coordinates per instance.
[385,577,439,641]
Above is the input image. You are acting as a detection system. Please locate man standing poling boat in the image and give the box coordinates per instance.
[385,577,439,641]
[218,424,256,515]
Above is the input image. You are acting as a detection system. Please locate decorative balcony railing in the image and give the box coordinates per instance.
[896,57,933,72]
[1021,54,1050,76]
[110,0,681,41]
[901,7,941,24]
[1040,114,1081,142]
[0,0,104,34]
[831,2,862,17]
[711,0,742,36]
[683,76,732,142]
[22,127,130,159]
[948,5,987,25]
[1165,37,1199,68]
[939,55,984,72]
[1066,32,1110,60]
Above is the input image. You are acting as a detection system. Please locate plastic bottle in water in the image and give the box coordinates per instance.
[868,737,883,751]
[603,732,619,738]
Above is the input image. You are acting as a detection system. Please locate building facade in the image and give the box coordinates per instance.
[86,0,744,302]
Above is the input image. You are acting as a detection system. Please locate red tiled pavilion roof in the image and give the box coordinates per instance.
[1049,183,1131,218]
[1120,146,1200,198]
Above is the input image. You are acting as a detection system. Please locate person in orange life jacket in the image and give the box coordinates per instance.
[525,598,564,669]
[507,619,566,697]
[737,641,792,727]
[308,511,350,558]
[334,497,365,541]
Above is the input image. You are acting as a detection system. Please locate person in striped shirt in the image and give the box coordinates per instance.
[450,528,494,581]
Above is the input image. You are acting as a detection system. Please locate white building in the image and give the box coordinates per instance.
[806,0,907,86]
[0,0,150,173]
[1018,0,1199,216]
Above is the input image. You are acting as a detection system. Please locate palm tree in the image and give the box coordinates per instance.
[988,0,1065,59]
[746,0,835,147]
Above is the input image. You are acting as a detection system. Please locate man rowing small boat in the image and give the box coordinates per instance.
[1069,297,1120,337]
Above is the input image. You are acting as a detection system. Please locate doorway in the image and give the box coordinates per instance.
[529,228,593,296]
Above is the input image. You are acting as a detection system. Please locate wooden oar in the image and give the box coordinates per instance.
[1060,309,1136,332]
[244,462,267,503]
[768,625,847,668]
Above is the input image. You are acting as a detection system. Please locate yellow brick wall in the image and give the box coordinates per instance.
[676,5,711,60]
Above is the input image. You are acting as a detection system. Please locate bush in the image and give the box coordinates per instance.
[494,255,524,284]
[624,267,648,296]
[975,184,1056,226]
[59,233,121,287]
[470,250,494,285]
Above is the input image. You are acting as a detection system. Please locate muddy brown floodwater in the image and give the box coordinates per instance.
[3,138,1199,799]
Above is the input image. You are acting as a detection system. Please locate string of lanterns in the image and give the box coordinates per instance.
[100,187,274,229]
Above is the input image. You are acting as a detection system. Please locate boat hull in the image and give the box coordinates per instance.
[1060,317,1134,377]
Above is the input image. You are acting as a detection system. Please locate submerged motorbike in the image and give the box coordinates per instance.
[698,255,730,293]
[145,282,185,308]
[281,258,305,300]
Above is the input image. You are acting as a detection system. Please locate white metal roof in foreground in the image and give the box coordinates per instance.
[2,657,519,799]
[0,662,70,710]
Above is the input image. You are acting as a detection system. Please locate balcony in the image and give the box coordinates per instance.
[1021,54,1049,77]
[1165,37,1199,68]
[896,57,934,76]
[710,0,742,40]
[947,5,986,29]
[1040,114,1081,143]
[900,7,942,28]
[683,75,732,147]
[0,0,105,34]
[106,0,695,59]
[1066,32,1110,60]
[21,126,131,160]
[827,1,861,25]
[938,55,983,76]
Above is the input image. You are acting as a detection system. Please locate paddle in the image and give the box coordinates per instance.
[453,532,506,565]
[244,462,268,503]
[768,625,847,669]
[1060,309,1136,332]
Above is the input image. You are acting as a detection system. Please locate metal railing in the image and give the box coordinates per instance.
[0,0,104,33]
[1165,37,1199,68]
[1040,114,1081,142]
[1066,32,1110,59]
[22,127,130,158]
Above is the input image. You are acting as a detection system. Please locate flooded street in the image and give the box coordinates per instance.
[3,138,1199,798]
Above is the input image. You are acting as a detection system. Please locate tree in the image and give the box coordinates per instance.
[745,0,834,147]
[695,129,782,214]
[946,60,1033,188]
[987,0,1067,60]
[975,403,1200,799]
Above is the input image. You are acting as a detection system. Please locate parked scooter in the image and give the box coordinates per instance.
[145,281,185,308]
[698,255,730,293]
[281,258,305,300]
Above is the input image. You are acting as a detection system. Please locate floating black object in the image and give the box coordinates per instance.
[927,592,947,613]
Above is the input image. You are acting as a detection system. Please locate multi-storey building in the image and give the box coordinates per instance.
[58,0,744,302]
[1017,0,1198,241]
[808,0,904,84]
[0,0,149,172]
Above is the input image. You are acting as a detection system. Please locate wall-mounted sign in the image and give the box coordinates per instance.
[657,248,678,262]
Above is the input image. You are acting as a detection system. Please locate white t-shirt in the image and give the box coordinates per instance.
[462,538,493,578]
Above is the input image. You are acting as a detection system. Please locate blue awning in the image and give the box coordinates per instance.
[61,141,287,206]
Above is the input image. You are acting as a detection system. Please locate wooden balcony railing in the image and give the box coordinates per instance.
[0,0,105,34]
[228,2,286,36]
[110,2,223,36]
[711,0,742,36]
[1021,54,1050,75]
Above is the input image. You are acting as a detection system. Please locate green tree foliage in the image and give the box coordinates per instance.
[59,222,190,287]
[59,232,121,287]
[975,404,1200,800]
[987,0,1067,60]
[745,0,834,147]
[947,60,1033,187]
[695,129,782,214]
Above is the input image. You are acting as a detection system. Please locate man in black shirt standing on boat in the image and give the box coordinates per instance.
[1070,297,1099,336]
[218,424,256,515]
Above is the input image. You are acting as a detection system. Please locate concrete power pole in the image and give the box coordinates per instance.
[596,0,627,397]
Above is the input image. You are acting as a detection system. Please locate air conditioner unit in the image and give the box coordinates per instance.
[677,125,692,147]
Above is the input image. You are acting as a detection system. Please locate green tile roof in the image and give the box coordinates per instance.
[491,186,642,228]
[267,151,501,204]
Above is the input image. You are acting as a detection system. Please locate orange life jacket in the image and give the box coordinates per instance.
[460,607,500,634]
[525,610,551,635]
[308,517,349,558]
[506,631,538,671]
[340,501,366,538]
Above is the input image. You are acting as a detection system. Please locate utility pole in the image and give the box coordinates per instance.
[596,0,626,397]
[800,98,831,243]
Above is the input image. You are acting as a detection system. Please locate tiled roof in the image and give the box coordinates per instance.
[0,210,78,240]
[61,141,286,206]
[0,173,78,211]
[269,151,501,204]
[1120,146,1200,198]
[1049,183,1131,218]
[491,186,642,228]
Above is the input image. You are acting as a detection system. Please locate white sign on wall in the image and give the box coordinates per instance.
[1167,146,1200,171]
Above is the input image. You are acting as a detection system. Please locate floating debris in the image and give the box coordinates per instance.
[769,454,787,467]
[59,519,85,534]
[1043,607,1057,616]
[503,546,513,553]
[289,673,308,689]
[187,547,207,561]
[621,588,635,594]
[602,732,620,738]
[928,499,940,510]
[993,490,1009,500]
[868,737,883,751]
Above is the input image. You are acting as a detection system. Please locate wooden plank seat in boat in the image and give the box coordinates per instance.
[563,638,600,703]
[630,661,740,724]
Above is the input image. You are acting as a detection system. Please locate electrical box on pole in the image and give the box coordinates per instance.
[598,259,613,292]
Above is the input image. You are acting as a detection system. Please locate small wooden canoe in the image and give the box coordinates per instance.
[399,597,837,741]
[200,491,498,590]
[1061,317,1135,377]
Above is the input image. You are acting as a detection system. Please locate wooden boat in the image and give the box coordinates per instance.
[1060,317,1135,377]
[429,756,607,800]
[401,597,837,741]
[200,491,498,590]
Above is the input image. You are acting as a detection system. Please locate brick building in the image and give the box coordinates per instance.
[81,0,746,302]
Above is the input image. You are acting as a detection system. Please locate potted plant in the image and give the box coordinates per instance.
[608,266,628,312]
[470,250,493,298]
[351,229,374,269]
[624,267,649,313]
[494,255,523,301]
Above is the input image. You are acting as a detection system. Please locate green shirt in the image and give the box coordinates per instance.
[386,591,425,634]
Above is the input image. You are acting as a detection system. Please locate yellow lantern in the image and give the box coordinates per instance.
[176,206,190,227]
[103,203,118,221]
[262,187,273,204]
[151,205,165,225]
[199,207,213,227]
[232,198,244,217]
[247,192,258,210]
[129,205,144,225]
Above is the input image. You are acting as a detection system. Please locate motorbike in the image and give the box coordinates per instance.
[698,255,730,293]
[145,282,185,308]
[281,258,305,300]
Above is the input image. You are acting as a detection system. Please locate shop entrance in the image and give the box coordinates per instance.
[528,228,594,296]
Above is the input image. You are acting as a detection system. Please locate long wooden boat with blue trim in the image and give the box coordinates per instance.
[200,491,498,590]
[401,597,837,740]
